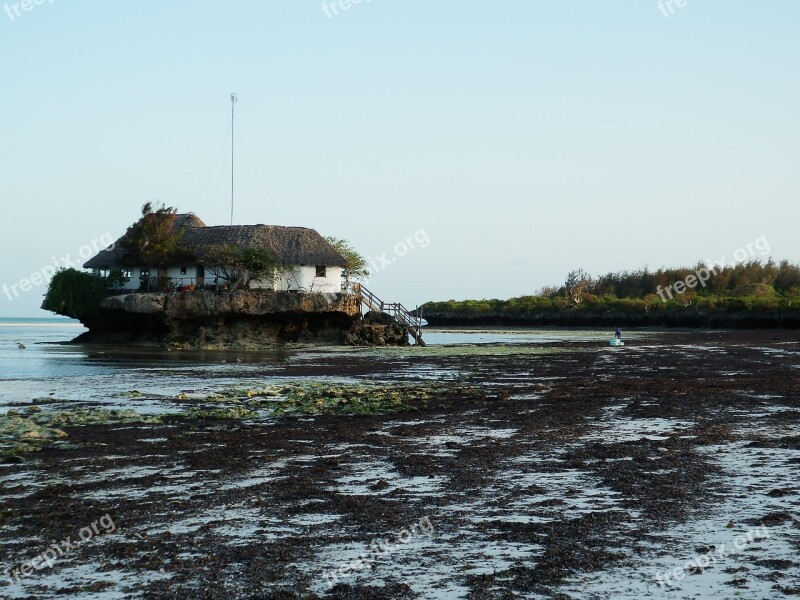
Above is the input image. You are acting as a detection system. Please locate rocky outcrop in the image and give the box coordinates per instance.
[75,290,362,348]
[100,290,358,319]
[345,311,410,346]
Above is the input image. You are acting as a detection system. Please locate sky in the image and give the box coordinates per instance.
[1,0,798,317]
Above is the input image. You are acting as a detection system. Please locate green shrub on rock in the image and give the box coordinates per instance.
[42,268,110,319]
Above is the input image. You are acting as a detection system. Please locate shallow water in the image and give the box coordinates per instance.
[0,320,631,412]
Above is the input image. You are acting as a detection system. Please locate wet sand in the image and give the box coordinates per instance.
[1,330,799,598]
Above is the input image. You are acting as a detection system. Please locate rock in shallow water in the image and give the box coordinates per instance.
[345,311,411,346]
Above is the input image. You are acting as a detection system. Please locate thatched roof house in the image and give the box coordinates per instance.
[83,213,346,293]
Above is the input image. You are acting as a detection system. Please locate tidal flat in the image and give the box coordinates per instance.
[1,329,799,598]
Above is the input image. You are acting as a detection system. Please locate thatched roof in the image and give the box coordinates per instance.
[173,214,207,229]
[85,240,131,269]
[83,214,346,269]
[184,225,346,266]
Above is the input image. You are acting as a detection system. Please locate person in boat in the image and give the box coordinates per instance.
[615,327,622,340]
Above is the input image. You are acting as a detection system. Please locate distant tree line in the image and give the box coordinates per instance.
[576,260,800,301]
[421,260,800,328]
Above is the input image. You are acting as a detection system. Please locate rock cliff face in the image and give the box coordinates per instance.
[345,311,410,346]
[76,290,363,348]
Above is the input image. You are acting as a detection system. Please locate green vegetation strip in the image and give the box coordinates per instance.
[175,381,483,417]
[1,381,485,462]
[422,261,800,325]
[274,383,415,416]
[0,408,161,463]
[184,406,258,420]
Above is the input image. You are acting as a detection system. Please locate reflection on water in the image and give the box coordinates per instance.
[421,328,620,346]
[1,322,290,373]
[0,319,624,410]
[0,319,293,408]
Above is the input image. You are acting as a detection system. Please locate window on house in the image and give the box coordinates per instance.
[315,265,326,278]
[180,266,187,275]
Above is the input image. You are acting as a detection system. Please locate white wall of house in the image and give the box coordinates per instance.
[253,265,343,293]
[114,266,200,289]
[291,265,342,293]
[112,264,342,292]
[249,273,275,290]
[121,268,141,290]
[165,266,198,286]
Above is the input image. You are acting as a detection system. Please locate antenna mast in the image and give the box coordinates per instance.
[230,92,239,225]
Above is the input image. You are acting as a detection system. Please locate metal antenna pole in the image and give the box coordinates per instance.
[230,93,239,225]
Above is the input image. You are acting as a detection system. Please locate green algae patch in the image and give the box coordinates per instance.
[209,387,254,399]
[274,383,414,416]
[1,412,68,463]
[269,382,487,417]
[0,408,162,462]
[183,406,258,420]
[176,382,418,417]
[30,409,162,428]
[178,381,489,418]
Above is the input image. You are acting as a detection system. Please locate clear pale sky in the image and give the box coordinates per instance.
[1,1,798,317]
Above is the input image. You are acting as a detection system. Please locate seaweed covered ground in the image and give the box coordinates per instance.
[1,330,799,598]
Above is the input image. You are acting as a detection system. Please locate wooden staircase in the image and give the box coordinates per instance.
[348,283,425,346]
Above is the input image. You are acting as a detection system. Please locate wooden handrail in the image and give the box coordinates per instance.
[346,283,425,345]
